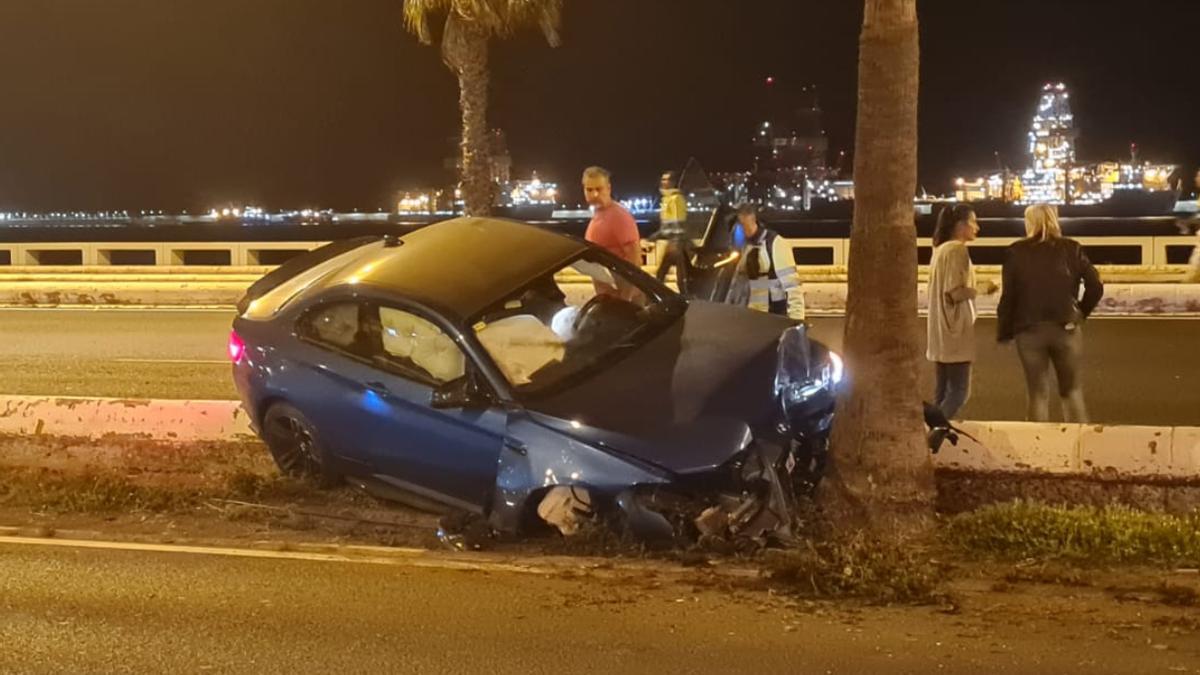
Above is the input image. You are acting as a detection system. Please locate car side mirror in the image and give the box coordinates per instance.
[431,376,491,410]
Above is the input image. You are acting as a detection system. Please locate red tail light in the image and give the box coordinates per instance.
[228,330,247,364]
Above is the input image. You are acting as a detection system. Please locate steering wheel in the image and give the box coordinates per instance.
[574,293,639,335]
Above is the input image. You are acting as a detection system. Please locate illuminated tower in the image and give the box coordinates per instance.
[1022,82,1078,203]
[1029,83,1077,171]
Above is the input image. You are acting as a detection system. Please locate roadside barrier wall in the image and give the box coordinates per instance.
[0,234,1194,269]
[1,279,1197,315]
[0,395,1194,482]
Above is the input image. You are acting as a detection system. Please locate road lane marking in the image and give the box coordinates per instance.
[0,535,432,567]
[112,358,229,365]
[0,533,742,580]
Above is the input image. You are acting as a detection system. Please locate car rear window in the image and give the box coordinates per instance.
[242,243,380,321]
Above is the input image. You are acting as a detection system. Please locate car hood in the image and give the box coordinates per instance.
[523,301,796,473]
[525,412,754,476]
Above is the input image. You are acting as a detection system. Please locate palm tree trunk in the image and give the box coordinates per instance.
[442,13,492,217]
[818,0,934,537]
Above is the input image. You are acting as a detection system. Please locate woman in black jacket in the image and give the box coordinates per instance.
[997,204,1104,422]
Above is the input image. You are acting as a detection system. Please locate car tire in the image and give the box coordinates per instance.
[261,403,340,488]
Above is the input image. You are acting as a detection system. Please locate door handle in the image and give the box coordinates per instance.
[504,438,528,456]
[365,381,392,397]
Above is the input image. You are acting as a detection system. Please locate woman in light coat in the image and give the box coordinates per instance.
[927,204,983,419]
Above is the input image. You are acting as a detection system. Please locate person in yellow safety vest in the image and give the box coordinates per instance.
[654,171,692,295]
[731,203,806,320]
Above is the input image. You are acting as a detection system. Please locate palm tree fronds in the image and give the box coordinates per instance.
[403,0,451,44]
[507,0,563,46]
[400,0,566,217]
[406,0,563,45]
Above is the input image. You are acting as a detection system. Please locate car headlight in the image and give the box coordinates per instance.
[826,351,845,386]
[782,360,839,406]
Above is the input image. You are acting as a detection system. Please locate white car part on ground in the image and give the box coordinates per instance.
[536,486,593,536]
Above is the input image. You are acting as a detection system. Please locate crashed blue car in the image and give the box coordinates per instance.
[230,217,842,543]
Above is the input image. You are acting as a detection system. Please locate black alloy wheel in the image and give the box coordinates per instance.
[262,403,339,487]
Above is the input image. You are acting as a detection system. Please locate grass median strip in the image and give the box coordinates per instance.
[943,501,1200,565]
[0,467,311,514]
[763,501,1200,605]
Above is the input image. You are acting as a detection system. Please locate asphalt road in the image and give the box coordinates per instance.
[0,539,1193,674]
[0,308,1195,425]
[0,308,234,401]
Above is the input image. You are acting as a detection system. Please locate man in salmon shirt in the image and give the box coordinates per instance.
[582,166,642,266]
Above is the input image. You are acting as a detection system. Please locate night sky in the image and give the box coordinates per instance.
[0,0,1197,211]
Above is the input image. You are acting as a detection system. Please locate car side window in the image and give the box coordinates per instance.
[377,306,466,385]
[298,302,372,357]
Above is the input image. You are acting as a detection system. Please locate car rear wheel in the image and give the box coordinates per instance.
[261,403,339,488]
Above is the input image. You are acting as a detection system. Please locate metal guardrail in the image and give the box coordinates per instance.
[0,235,1193,269]
[771,236,1199,267]
[0,241,326,267]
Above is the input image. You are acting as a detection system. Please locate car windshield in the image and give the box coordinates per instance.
[471,253,681,396]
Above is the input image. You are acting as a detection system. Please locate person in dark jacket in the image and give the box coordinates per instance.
[997,204,1104,422]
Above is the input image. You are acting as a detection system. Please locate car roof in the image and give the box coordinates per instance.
[269,217,589,323]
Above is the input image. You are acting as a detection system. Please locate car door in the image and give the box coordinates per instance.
[353,302,508,514]
[284,299,386,473]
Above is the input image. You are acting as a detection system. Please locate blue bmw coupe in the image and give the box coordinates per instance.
[231,217,841,542]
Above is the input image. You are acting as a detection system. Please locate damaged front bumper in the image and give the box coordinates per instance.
[536,441,801,548]
[440,413,814,551]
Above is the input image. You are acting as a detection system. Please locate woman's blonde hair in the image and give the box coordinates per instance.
[1024,204,1063,242]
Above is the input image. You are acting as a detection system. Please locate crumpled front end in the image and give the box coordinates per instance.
[609,438,801,547]
[479,412,801,548]
[485,414,677,536]
[772,325,842,493]
[464,326,841,549]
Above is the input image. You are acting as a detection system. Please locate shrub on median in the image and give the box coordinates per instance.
[761,534,946,605]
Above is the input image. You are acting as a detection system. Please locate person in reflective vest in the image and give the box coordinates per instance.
[730,203,806,320]
[654,170,692,295]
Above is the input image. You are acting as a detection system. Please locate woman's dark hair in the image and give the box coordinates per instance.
[933,204,975,247]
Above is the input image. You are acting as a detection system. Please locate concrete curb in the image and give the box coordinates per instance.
[0,281,251,307]
[0,396,254,443]
[0,395,1196,482]
[940,421,1200,480]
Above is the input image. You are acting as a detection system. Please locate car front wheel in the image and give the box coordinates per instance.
[261,403,339,488]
